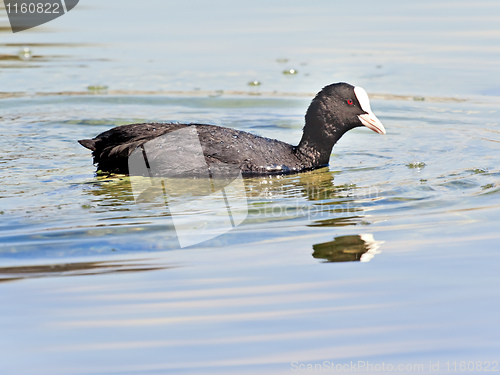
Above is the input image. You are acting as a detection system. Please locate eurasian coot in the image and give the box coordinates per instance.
[79,82,385,176]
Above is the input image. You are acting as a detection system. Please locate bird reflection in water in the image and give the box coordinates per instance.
[312,234,383,263]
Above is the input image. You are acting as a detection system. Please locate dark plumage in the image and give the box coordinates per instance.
[79,82,386,176]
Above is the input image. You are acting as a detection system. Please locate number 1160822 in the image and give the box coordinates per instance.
[6,2,61,14]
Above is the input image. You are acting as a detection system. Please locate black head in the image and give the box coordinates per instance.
[305,82,385,137]
[297,82,385,166]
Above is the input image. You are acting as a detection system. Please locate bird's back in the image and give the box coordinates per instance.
[79,123,306,175]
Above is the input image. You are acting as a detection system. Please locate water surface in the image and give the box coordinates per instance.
[1,1,500,374]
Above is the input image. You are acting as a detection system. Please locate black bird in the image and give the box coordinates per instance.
[78,82,386,176]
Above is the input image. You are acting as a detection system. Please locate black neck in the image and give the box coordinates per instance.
[294,99,349,167]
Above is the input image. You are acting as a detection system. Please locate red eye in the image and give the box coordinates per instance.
[347,99,354,105]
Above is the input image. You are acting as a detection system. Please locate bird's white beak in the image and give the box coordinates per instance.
[354,86,386,135]
[358,112,386,135]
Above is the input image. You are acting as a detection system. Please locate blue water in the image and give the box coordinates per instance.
[1,1,500,374]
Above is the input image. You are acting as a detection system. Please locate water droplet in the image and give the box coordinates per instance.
[18,47,32,61]
[470,168,487,174]
[248,80,262,86]
[87,85,108,93]
[406,161,426,169]
[283,69,298,75]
